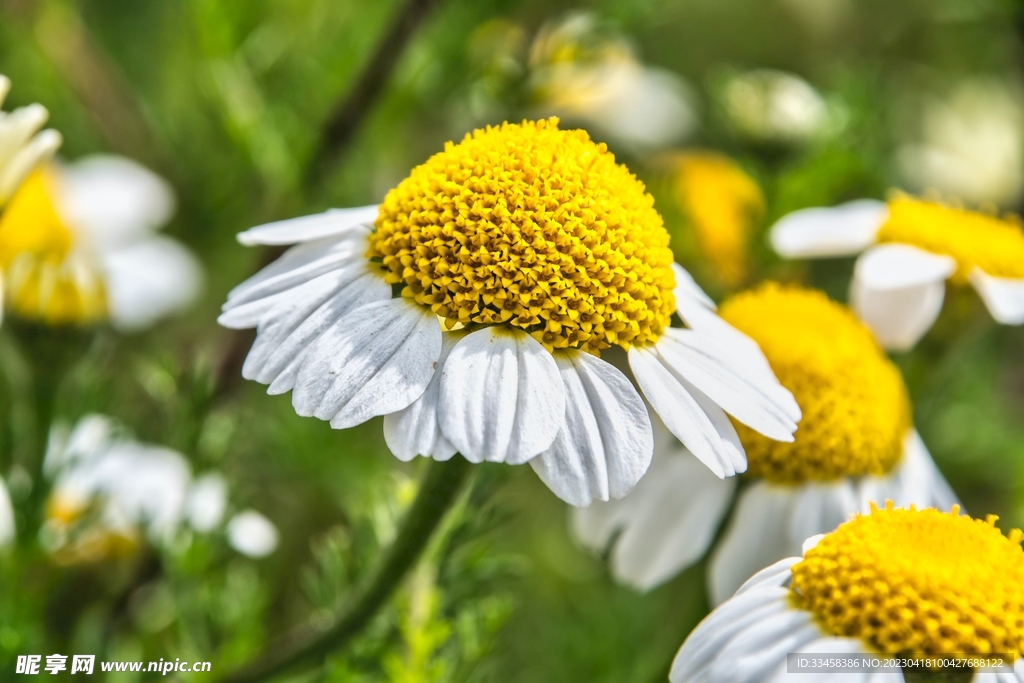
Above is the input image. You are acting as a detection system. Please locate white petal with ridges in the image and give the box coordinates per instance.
[438,328,564,465]
[858,429,958,513]
[970,268,1024,325]
[384,332,464,462]
[530,350,653,506]
[707,609,821,683]
[237,205,379,245]
[290,298,441,430]
[770,199,887,258]
[672,262,716,311]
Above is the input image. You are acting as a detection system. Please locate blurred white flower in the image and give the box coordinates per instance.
[721,69,828,145]
[0,74,62,206]
[227,510,279,558]
[0,476,15,548]
[185,473,228,533]
[898,79,1024,208]
[0,154,203,330]
[528,13,695,148]
[44,414,228,562]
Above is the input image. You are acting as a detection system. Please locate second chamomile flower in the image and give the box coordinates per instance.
[220,119,800,507]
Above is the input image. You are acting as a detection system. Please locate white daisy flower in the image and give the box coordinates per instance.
[0,154,202,330]
[220,119,800,507]
[0,74,62,207]
[44,414,227,562]
[573,284,955,596]
[671,504,1024,683]
[770,193,1024,350]
[226,510,279,558]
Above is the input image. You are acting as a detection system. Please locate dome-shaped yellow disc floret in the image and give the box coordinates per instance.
[878,194,1024,283]
[368,118,677,353]
[719,283,910,483]
[792,504,1024,660]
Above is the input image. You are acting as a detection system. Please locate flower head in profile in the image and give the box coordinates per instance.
[669,152,764,287]
[573,284,955,594]
[0,155,202,330]
[220,119,799,506]
[771,193,1024,349]
[43,414,231,564]
[671,504,1024,683]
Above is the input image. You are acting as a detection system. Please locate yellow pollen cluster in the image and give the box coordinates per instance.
[792,504,1024,660]
[877,194,1024,283]
[719,284,910,483]
[0,168,106,325]
[671,152,764,287]
[368,118,677,353]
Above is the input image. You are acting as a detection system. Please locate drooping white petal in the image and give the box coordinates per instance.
[709,483,802,605]
[0,476,15,547]
[438,327,565,465]
[670,585,793,683]
[56,155,175,246]
[0,129,62,204]
[530,350,653,506]
[707,608,821,683]
[672,262,716,311]
[101,236,204,331]
[734,557,800,596]
[970,268,1024,325]
[383,332,464,462]
[773,637,874,683]
[237,205,379,246]
[770,200,887,258]
[655,328,799,441]
[629,345,747,477]
[858,429,958,513]
[604,446,733,590]
[851,243,956,350]
[290,298,442,430]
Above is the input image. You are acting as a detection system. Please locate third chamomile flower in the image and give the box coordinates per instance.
[770,192,1024,349]
[219,119,799,506]
[573,284,955,594]
[671,504,1024,683]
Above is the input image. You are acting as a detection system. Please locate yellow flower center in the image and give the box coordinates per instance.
[792,504,1024,660]
[368,118,676,353]
[671,152,763,287]
[0,168,106,325]
[877,195,1024,283]
[719,284,910,483]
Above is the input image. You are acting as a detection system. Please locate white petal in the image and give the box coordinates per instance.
[101,236,204,331]
[530,350,653,506]
[607,446,734,590]
[0,477,15,547]
[852,244,956,351]
[774,637,872,683]
[241,268,390,387]
[383,332,464,462]
[655,328,799,441]
[291,298,442,429]
[629,345,747,477]
[770,200,887,258]
[672,262,716,311]
[237,205,379,245]
[227,510,279,558]
[970,268,1024,325]
[438,328,565,465]
[707,609,821,683]
[670,586,793,683]
[185,473,227,533]
[56,155,175,246]
[734,557,800,596]
[787,480,859,553]
[709,483,802,605]
[858,429,958,513]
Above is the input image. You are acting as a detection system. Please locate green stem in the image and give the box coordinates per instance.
[219,455,474,683]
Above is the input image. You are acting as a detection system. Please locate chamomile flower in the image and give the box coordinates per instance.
[0,155,202,329]
[770,193,1024,349]
[220,119,800,507]
[573,284,955,595]
[671,504,1024,683]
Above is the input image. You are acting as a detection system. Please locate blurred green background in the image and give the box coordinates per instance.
[3,0,1024,680]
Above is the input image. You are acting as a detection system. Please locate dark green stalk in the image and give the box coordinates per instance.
[219,455,473,683]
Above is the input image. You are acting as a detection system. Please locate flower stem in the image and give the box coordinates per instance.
[219,455,474,683]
